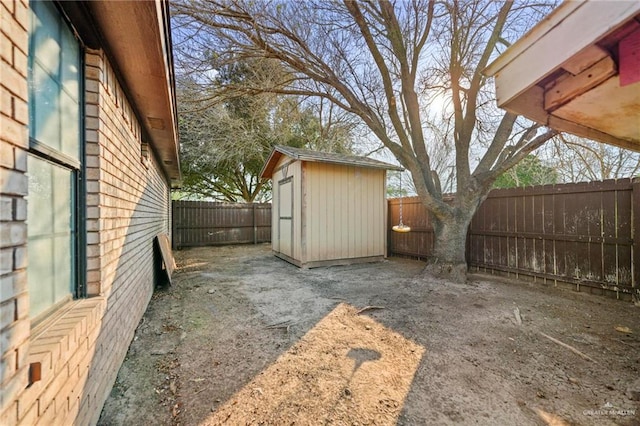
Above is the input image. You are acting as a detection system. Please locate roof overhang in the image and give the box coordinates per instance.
[485,1,640,151]
[61,0,181,187]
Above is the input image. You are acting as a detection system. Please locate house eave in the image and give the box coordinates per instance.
[71,0,181,187]
[484,1,640,150]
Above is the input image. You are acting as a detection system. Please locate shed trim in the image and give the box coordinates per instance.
[275,252,385,269]
[260,146,403,179]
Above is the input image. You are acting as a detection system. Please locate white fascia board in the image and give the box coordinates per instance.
[486,1,640,107]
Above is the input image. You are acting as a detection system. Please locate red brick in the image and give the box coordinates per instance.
[37,334,71,369]
[85,91,99,105]
[12,245,25,269]
[35,397,57,426]
[0,142,13,168]
[84,50,103,67]
[0,247,12,275]
[0,316,29,352]
[13,0,28,32]
[1,0,14,14]
[0,269,27,303]
[15,378,43,421]
[1,9,28,54]
[29,337,62,369]
[85,79,99,94]
[85,65,102,82]
[38,367,71,417]
[0,113,27,147]
[3,366,28,415]
[18,400,37,426]
[0,402,17,426]
[0,86,10,117]
[0,60,27,100]
[0,167,27,195]
[0,298,15,329]
[86,282,100,296]
[0,348,17,382]
[13,198,25,221]
[0,222,26,247]
[14,291,26,320]
[0,195,11,220]
[0,32,11,69]
[12,95,27,124]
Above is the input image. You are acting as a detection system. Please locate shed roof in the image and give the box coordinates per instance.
[484,1,640,150]
[260,146,404,178]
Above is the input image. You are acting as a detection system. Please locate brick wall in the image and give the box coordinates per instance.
[79,48,171,425]
[0,3,172,424]
[0,1,30,425]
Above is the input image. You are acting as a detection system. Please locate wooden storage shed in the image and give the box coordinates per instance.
[261,146,403,268]
[484,1,640,149]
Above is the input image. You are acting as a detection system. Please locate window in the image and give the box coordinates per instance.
[27,0,82,320]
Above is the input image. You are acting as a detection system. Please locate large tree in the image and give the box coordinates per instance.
[172,0,557,280]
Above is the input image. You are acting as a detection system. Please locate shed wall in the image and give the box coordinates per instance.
[304,162,386,263]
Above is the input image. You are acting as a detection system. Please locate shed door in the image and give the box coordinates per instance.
[278,178,293,257]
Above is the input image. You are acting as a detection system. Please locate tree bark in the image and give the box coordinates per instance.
[424,208,474,283]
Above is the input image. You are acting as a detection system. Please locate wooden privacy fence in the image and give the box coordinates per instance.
[172,201,271,248]
[387,197,436,259]
[388,179,639,299]
[174,180,639,298]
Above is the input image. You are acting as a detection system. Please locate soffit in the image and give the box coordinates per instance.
[485,2,640,150]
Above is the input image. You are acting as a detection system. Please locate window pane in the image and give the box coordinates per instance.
[27,156,74,319]
[28,0,80,162]
[53,163,72,233]
[61,25,79,101]
[60,91,80,159]
[31,0,61,79]
[31,63,61,148]
[28,238,55,318]
[53,235,72,302]
[27,155,53,238]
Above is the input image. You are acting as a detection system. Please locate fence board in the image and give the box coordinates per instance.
[387,197,434,259]
[388,178,638,300]
[172,201,271,248]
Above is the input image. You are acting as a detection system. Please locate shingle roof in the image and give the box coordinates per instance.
[260,146,404,178]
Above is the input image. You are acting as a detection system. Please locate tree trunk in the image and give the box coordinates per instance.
[424,212,473,283]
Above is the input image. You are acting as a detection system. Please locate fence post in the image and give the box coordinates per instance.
[171,201,177,250]
[253,203,258,244]
[633,178,640,290]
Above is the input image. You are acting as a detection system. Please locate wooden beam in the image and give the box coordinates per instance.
[544,56,617,111]
[502,85,548,124]
[548,115,640,152]
[560,45,609,75]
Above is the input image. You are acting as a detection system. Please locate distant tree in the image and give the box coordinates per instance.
[539,134,640,183]
[493,154,558,188]
[176,59,356,202]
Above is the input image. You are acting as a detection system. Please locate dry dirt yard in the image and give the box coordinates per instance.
[99,244,640,426]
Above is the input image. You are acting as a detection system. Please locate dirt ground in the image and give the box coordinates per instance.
[98,244,640,425]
